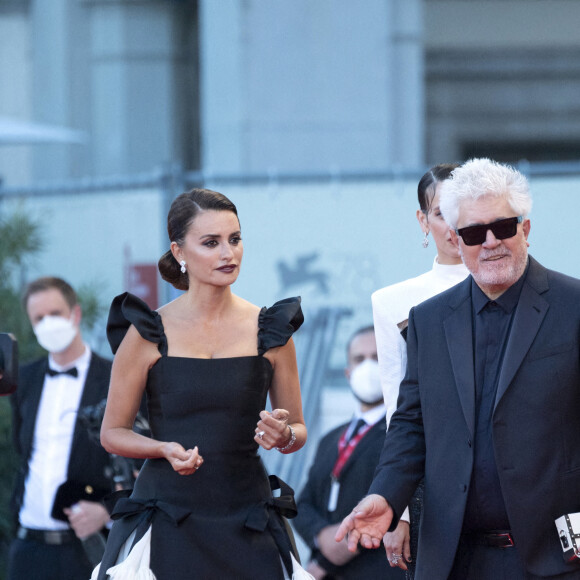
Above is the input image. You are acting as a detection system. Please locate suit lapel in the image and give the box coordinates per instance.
[495,258,549,408]
[69,353,108,473]
[78,353,107,409]
[443,280,476,437]
[22,359,49,460]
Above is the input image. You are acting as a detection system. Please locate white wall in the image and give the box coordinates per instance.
[0,8,32,184]
[200,0,424,173]
[4,172,579,359]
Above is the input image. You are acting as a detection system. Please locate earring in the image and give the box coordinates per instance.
[180,260,187,274]
[422,231,429,248]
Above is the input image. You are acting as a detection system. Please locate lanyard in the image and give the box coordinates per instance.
[331,422,372,480]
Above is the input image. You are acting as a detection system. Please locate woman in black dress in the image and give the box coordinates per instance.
[95,188,308,579]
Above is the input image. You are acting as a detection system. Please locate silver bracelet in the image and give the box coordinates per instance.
[276,424,296,452]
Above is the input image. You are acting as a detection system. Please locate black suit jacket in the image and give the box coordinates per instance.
[370,256,580,579]
[10,352,113,524]
[295,416,403,579]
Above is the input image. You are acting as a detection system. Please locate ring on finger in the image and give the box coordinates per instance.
[257,430,265,439]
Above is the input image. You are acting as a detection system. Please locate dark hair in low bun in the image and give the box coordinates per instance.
[158,188,239,290]
[158,249,186,291]
[417,163,460,213]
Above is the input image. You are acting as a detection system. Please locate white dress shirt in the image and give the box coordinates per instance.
[19,346,92,530]
[372,258,469,426]
[344,403,387,440]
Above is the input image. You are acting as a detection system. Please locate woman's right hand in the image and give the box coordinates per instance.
[162,442,204,475]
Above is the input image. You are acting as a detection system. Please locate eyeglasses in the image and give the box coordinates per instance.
[455,216,523,246]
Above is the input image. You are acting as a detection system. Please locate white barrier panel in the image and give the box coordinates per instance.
[4,174,580,357]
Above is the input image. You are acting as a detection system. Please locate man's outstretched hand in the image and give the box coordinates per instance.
[335,494,394,552]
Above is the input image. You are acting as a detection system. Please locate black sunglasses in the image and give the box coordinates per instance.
[455,216,523,246]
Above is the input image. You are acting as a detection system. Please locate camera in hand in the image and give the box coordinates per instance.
[78,398,150,490]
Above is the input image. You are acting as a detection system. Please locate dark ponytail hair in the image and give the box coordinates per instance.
[417,163,460,214]
[158,188,239,290]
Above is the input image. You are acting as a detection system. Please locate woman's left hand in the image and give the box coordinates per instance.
[384,520,411,570]
[254,409,291,450]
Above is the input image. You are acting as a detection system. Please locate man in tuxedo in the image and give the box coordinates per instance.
[294,326,403,579]
[8,277,113,580]
[336,158,580,579]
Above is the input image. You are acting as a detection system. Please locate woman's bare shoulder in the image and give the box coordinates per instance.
[232,295,261,317]
[156,295,184,316]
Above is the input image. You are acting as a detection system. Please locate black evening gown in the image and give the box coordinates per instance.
[96,292,304,580]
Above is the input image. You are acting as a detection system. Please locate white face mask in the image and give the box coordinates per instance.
[33,315,78,353]
[349,359,383,405]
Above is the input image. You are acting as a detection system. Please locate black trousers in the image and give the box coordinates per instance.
[448,536,580,580]
[7,537,93,580]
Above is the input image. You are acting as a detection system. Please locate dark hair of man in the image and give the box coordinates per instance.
[22,276,78,310]
[345,325,375,359]
[417,163,460,214]
[158,188,239,291]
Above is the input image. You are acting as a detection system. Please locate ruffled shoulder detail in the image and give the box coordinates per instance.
[257,297,303,355]
[107,292,167,355]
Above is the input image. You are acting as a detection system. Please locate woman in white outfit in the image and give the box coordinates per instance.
[371,164,469,578]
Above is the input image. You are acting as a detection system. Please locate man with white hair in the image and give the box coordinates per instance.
[336,158,580,578]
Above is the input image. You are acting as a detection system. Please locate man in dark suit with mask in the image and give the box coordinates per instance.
[337,158,580,579]
[294,326,403,579]
[8,277,113,580]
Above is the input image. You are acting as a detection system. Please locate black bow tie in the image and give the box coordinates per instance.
[46,367,78,378]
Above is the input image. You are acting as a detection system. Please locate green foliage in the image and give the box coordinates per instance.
[0,213,43,267]
[0,398,16,577]
[77,282,107,337]
[0,214,44,363]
